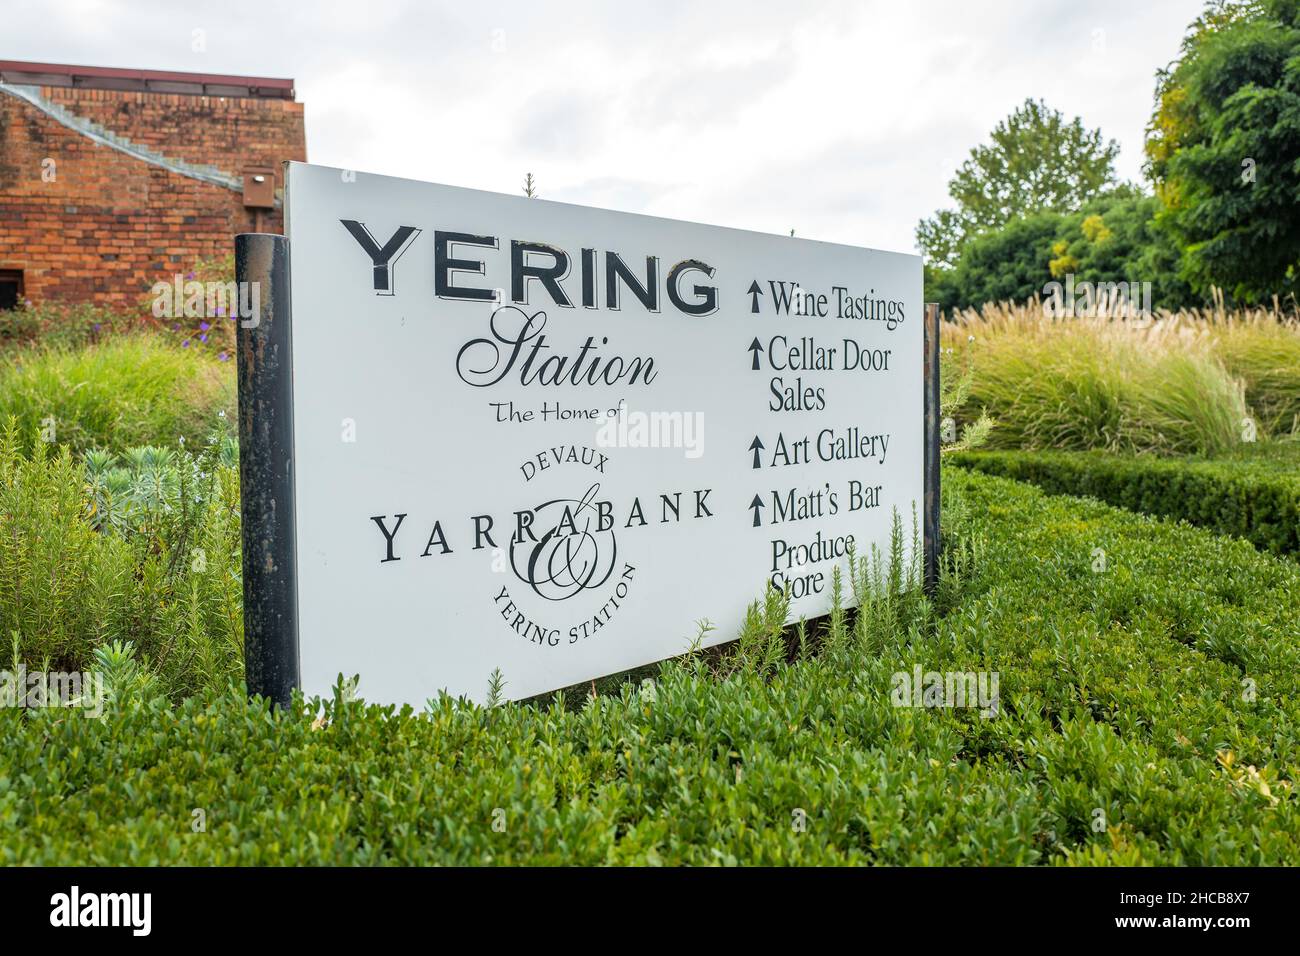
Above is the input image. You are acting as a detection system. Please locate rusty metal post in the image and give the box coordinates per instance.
[236,233,299,708]
[923,301,941,597]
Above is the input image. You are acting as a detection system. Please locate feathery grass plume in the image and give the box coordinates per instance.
[1203,306,1300,439]
[940,301,1286,456]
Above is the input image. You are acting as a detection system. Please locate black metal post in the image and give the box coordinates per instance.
[235,233,300,708]
[923,301,941,597]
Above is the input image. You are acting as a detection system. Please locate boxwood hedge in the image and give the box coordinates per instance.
[1,469,1296,865]
[951,448,1300,558]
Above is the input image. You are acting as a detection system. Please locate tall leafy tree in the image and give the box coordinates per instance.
[942,212,1065,309]
[1146,0,1300,302]
[931,190,1196,312]
[917,99,1120,268]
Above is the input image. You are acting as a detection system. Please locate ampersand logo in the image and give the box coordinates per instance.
[487,449,639,650]
[510,482,618,601]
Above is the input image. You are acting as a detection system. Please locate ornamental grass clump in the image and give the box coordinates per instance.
[943,303,1259,456]
[1206,311,1300,439]
[0,336,234,456]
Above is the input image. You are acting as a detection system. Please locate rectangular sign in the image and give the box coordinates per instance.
[283,162,923,705]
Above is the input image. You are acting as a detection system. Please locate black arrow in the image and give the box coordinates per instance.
[749,337,763,370]
[749,493,765,527]
[747,280,763,313]
[749,435,764,469]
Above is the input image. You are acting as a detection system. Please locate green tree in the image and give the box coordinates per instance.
[941,212,1064,310]
[917,99,1120,269]
[1047,191,1196,309]
[933,190,1197,312]
[1146,0,1300,301]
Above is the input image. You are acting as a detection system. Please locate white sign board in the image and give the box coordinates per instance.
[284,162,923,705]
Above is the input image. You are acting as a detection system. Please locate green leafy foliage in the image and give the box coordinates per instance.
[939,338,994,454]
[0,300,147,352]
[932,211,1064,310]
[1,469,1297,865]
[1146,0,1300,301]
[140,253,241,357]
[952,446,1300,557]
[918,99,1120,270]
[0,254,240,357]
[924,1,1300,312]
[927,192,1196,312]
[0,421,243,698]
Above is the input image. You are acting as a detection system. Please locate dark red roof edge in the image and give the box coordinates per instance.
[0,59,295,98]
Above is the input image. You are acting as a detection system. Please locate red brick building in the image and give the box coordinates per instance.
[0,60,306,309]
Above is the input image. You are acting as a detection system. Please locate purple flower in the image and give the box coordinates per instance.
[199,334,208,343]
[214,306,225,316]
[181,339,191,348]
[218,351,229,362]
[93,323,101,331]
[199,321,210,332]
[186,271,196,280]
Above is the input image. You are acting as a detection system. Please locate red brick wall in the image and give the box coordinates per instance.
[0,87,305,307]
[43,88,305,176]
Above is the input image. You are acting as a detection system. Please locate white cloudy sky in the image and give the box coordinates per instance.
[7,0,1207,252]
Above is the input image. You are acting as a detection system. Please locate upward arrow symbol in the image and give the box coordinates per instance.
[748,337,763,370]
[747,280,764,313]
[749,435,765,469]
[749,494,765,528]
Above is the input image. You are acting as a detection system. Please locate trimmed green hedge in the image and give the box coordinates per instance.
[1,468,1297,865]
[950,448,1300,558]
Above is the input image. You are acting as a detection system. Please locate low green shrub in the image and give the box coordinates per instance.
[0,300,149,352]
[951,447,1300,557]
[0,421,243,698]
[0,336,235,455]
[947,470,1300,863]
[0,255,240,357]
[1,468,1296,865]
